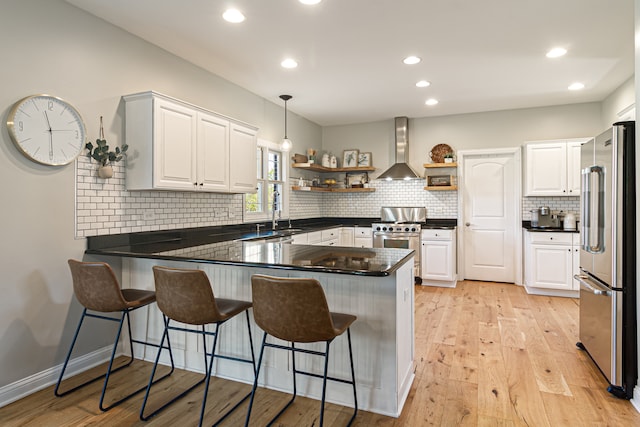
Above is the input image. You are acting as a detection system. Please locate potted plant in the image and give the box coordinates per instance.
[85,116,128,178]
[443,152,455,163]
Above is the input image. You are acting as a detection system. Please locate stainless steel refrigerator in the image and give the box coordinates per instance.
[575,121,637,399]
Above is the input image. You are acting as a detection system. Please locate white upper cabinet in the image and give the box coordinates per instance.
[123,91,257,193]
[524,138,590,196]
[197,111,230,192]
[229,123,258,193]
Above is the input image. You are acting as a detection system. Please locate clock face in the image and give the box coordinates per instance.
[7,94,87,166]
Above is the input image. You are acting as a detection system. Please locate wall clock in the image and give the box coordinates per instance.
[6,94,87,166]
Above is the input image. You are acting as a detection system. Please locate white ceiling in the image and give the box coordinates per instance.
[66,0,634,126]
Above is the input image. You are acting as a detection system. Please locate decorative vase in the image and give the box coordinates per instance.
[98,165,113,179]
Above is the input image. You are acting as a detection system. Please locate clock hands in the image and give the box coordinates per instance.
[44,111,54,160]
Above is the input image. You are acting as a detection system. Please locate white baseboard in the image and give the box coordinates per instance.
[631,385,640,414]
[0,345,116,408]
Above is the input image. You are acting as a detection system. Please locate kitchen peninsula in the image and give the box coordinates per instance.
[85,225,415,417]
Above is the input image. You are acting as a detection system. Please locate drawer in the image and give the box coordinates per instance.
[321,228,339,240]
[527,231,573,244]
[421,229,453,241]
[354,227,372,238]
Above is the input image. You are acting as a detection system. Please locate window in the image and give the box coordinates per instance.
[245,139,288,222]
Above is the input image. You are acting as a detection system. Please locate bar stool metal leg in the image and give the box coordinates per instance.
[55,307,174,411]
[141,314,256,426]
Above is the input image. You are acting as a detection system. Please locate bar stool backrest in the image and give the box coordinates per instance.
[68,259,129,312]
[152,266,222,325]
[251,274,337,343]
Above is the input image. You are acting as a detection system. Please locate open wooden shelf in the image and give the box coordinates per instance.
[423,162,457,168]
[292,185,376,193]
[292,163,376,173]
[424,185,458,191]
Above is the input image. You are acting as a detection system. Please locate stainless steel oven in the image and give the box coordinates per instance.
[372,207,426,280]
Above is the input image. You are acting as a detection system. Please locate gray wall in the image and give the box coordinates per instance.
[322,103,605,179]
[0,0,320,392]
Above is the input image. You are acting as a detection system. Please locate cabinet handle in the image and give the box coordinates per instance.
[465,222,471,227]
[199,183,203,186]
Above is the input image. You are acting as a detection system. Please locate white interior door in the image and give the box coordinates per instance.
[460,150,519,283]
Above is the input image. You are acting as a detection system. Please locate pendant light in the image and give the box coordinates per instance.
[279,94,292,151]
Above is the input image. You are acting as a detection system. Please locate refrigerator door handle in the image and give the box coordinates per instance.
[581,167,590,249]
[583,166,604,253]
[574,274,612,296]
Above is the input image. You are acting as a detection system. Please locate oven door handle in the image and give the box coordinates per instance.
[574,274,611,296]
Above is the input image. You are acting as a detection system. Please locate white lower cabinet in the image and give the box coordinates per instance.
[320,228,340,246]
[291,232,308,245]
[523,231,579,297]
[420,229,456,287]
[123,91,257,193]
[354,227,373,248]
[340,227,355,247]
[291,226,372,248]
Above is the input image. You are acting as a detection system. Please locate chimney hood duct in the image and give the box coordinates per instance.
[377,117,423,180]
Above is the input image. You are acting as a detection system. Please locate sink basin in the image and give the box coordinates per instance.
[276,228,304,235]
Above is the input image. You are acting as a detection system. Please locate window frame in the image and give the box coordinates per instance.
[244,139,289,222]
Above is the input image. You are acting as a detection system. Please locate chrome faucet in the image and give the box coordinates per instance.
[272,190,280,230]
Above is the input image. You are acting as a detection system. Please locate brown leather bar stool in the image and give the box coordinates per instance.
[55,259,173,411]
[245,274,358,427]
[140,265,256,427]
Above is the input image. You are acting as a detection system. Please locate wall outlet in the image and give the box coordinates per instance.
[143,211,155,221]
[228,210,235,218]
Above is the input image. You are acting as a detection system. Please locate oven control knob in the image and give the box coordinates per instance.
[375,226,381,231]
[382,227,387,231]
[404,227,410,232]
[411,227,417,232]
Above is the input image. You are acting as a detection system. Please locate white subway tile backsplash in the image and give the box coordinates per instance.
[77,158,581,237]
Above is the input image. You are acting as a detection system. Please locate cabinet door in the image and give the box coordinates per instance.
[291,233,308,245]
[229,123,258,193]
[340,227,355,247]
[197,112,229,192]
[153,97,197,190]
[530,243,573,290]
[354,237,372,248]
[525,142,567,196]
[421,241,453,281]
[566,141,583,196]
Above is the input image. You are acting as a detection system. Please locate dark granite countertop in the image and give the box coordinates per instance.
[522,221,579,233]
[85,217,436,276]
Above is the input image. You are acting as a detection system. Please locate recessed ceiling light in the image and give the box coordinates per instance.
[299,0,322,4]
[546,47,567,58]
[425,98,439,106]
[222,8,245,23]
[403,56,421,65]
[568,82,585,91]
[416,80,431,88]
[281,58,298,69]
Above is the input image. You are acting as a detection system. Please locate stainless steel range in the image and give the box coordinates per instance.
[372,207,426,280]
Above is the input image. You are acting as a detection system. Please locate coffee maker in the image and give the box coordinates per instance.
[535,206,561,228]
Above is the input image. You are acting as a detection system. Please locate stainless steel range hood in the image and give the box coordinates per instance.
[377,116,423,180]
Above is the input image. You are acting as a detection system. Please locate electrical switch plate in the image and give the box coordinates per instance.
[143,211,155,221]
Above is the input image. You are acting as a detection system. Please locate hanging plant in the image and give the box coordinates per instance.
[85,116,128,178]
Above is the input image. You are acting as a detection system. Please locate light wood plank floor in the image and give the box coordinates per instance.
[2,280,640,426]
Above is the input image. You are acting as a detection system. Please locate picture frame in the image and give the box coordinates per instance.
[358,152,371,167]
[346,172,369,187]
[427,175,452,186]
[343,149,359,168]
